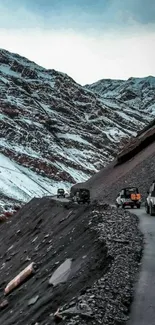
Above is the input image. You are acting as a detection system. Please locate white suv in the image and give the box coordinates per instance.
[145,181,155,215]
[116,187,141,209]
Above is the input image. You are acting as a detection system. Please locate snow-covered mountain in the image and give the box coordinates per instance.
[0,48,155,207]
[85,76,155,122]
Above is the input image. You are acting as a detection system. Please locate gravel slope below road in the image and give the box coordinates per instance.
[0,198,143,325]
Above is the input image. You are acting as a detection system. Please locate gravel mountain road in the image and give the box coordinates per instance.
[127,207,155,325]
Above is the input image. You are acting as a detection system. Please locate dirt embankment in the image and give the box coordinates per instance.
[0,197,142,325]
[116,119,155,165]
[75,141,155,203]
[72,117,155,203]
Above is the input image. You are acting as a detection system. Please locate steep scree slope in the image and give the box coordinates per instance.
[1,48,155,205]
[77,120,155,202]
[0,198,143,325]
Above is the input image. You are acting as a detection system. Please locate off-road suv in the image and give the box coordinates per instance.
[57,188,65,198]
[70,188,90,204]
[116,187,141,209]
[145,181,155,216]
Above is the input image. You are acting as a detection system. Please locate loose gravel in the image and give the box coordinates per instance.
[0,198,143,325]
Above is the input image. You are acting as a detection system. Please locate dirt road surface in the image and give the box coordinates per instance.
[127,207,155,325]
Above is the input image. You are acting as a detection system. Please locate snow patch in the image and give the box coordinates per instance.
[57,133,92,146]
[0,139,41,159]
[54,161,89,183]
[0,64,20,78]
[103,128,126,143]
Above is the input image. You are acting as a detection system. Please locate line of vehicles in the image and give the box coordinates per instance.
[57,188,90,204]
[57,180,155,216]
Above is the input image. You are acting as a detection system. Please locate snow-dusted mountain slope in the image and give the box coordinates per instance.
[0,48,155,206]
[85,76,155,120]
[0,152,71,203]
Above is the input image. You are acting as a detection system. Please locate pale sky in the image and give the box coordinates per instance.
[0,0,155,85]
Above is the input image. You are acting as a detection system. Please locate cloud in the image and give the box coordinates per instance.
[100,0,155,25]
[0,0,155,30]
[0,2,43,29]
[0,0,155,84]
[0,26,155,85]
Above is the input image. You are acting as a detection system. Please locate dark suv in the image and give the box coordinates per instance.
[57,188,65,198]
[71,188,90,204]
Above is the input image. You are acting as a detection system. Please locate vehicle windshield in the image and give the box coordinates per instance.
[125,188,138,196]
[80,189,89,193]
[152,184,155,191]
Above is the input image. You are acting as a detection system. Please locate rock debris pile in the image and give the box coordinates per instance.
[52,206,143,325]
[0,198,143,325]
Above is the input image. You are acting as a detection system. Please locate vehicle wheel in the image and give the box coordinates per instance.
[116,203,119,208]
[136,204,141,209]
[150,204,155,216]
[121,204,125,209]
[145,203,149,214]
